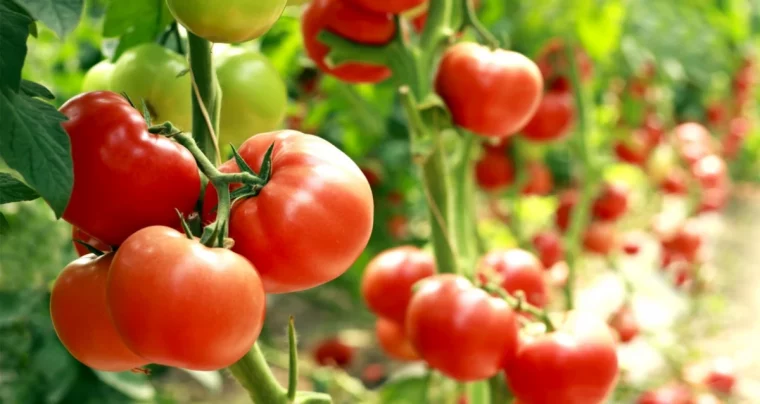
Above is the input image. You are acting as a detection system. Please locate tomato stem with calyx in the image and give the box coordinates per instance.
[461,0,499,49]
[482,283,556,332]
[228,342,290,404]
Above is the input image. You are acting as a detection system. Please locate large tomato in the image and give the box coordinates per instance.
[505,312,619,404]
[477,249,548,308]
[215,48,287,147]
[302,0,394,83]
[532,231,564,268]
[435,43,543,138]
[110,44,192,131]
[81,60,113,92]
[51,254,147,371]
[475,150,514,191]
[592,182,629,222]
[376,318,420,361]
[107,226,266,370]
[361,246,436,325]
[202,130,373,293]
[59,91,200,246]
[520,89,575,142]
[406,274,519,381]
[346,0,423,13]
[72,226,111,257]
[166,0,286,43]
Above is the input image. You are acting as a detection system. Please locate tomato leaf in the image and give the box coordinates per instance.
[21,0,84,39]
[92,370,156,400]
[0,88,73,217]
[19,79,54,100]
[0,173,40,204]
[0,212,8,235]
[102,0,174,60]
[0,0,33,91]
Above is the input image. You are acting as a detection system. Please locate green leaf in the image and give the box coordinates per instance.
[379,375,428,404]
[102,0,174,60]
[93,370,156,400]
[0,0,33,91]
[0,88,72,217]
[0,212,8,235]
[21,0,84,38]
[0,173,40,204]
[19,79,54,99]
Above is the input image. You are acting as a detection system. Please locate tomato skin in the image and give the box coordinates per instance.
[435,43,543,138]
[703,358,736,394]
[302,0,394,83]
[475,150,515,191]
[346,0,424,13]
[107,226,265,370]
[215,48,287,147]
[361,246,435,325]
[608,304,640,343]
[59,91,200,246]
[477,249,548,308]
[406,274,518,381]
[166,0,286,43]
[637,384,695,404]
[313,338,354,368]
[505,312,619,404]
[376,318,420,361]
[81,60,113,92]
[72,226,111,256]
[583,221,617,255]
[555,190,578,232]
[203,131,374,293]
[532,231,564,268]
[661,171,689,195]
[110,44,192,131]
[691,155,728,189]
[522,161,553,195]
[614,130,652,166]
[592,182,629,222]
[520,90,575,142]
[51,254,147,371]
[661,220,702,263]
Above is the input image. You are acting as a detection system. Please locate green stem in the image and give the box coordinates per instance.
[423,134,458,275]
[187,32,221,164]
[462,0,499,48]
[172,132,265,187]
[452,133,478,273]
[228,343,289,404]
[287,317,298,401]
[507,139,529,249]
[483,283,555,331]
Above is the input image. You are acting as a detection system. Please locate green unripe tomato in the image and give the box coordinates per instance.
[81,60,114,92]
[166,0,287,44]
[215,48,287,146]
[110,44,192,131]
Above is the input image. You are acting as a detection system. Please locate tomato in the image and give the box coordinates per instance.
[387,215,409,240]
[608,304,639,343]
[532,231,564,269]
[81,60,113,92]
[477,249,548,308]
[166,0,286,43]
[302,0,394,83]
[555,190,578,232]
[361,246,436,325]
[313,337,355,368]
[435,42,543,138]
[614,130,653,166]
[637,384,695,404]
[691,155,727,189]
[660,220,702,263]
[59,91,200,246]
[202,130,373,293]
[110,44,192,131]
[583,221,617,255]
[505,312,619,404]
[376,318,420,361]
[346,0,423,13]
[107,226,265,370]
[703,357,736,394]
[592,182,629,222]
[361,363,387,386]
[661,170,689,195]
[360,165,383,187]
[643,114,665,145]
[706,102,726,126]
[475,150,514,191]
[698,185,730,213]
[520,90,575,142]
[535,38,594,84]
[621,235,641,255]
[522,161,553,195]
[674,122,713,165]
[215,48,287,147]
[72,226,111,256]
[51,254,147,371]
[406,274,518,381]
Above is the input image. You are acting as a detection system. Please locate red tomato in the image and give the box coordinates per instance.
[583,221,617,255]
[674,122,713,165]
[505,312,619,404]
[661,171,689,195]
[691,155,727,189]
[107,226,266,370]
[608,304,640,343]
[361,246,436,325]
[360,166,383,187]
[376,318,420,361]
[703,357,736,395]
[592,182,629,222]
[435,42,543,138]
[345,0,423,13]
[661,220,702,263]
[313,337,355,368]
[477,249,548,308]
[302,0,394,83]
[522,161,554,195]
[59,91,200,246]
[51,254,147,371]
[532,231,564,268]
[643,114,665,146]
[406,274,518,381]
[361,363,386,385]
[637,384,695,404]
[535,38,594,84]
[706,103,726,126]
[555,190,578,232]
[72,226,111,256]
[698,185,730,213]
[387,215,409,240]
[475,150,515,191]
[520,90,575,142]
[622,235,641,255]
[614,130,653,166]
[203,131,374,293]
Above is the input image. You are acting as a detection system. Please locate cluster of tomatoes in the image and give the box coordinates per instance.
[50,91,374,372]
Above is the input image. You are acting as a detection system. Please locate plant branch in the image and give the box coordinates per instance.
[462,0,499,48]
[187,33,222,164]
[507,139,529,249]
[227,343,289,404]
[482,283,555,332]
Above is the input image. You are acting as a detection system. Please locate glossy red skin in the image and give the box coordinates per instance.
[346,0,423,13]
[661,221,702,263]
[59,91,200,246]
[637,384,695,404]
[376,317,420,361]
[72,226,111,257]
[691,155,728,189]
[51,254,147,371]
[477,249,547,308]
[555,190,578,232]
[703,359,736,394]
[608,304,640,343]
[361,246,436,325]
[203,131,374,293]
[387,215,409,240]
[436,42,543,138]
[302,0,394,83]
[522,161,553,195]
[313,338,355,368]
[532,231,564,268]
[505,312,619,404]
[475,150,515,191]
[107,226,266,370]
[592,182,629,222]
[406,274,518,381]
[535,38,594,83]
[583,221,617,255]
[520,90,575,142]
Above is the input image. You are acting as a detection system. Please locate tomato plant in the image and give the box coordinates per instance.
[166,0,287,43]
